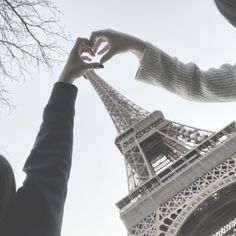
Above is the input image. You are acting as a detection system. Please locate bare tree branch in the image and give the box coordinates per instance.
[0,0,70,112]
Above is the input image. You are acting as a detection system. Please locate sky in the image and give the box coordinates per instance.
[1,0,236,235]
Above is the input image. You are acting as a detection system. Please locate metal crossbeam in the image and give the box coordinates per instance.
[85,71,150,133]
[86,71,236,236]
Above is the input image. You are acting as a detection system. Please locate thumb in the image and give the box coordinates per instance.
[87,63,104,69]
[100,50,115,64]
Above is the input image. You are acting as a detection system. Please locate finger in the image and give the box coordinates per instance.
[78,39,95,56]
[80,38,92,47]
[72,38,92,56]
[98,44,110,55]
[74,37,91,49]
[80,47,95,56]
[81,56,92,61]
[100,50,115,64]
[93,38,107,53]
[82,46,95,55]
[90,30,109,44]
[87,62,104,69]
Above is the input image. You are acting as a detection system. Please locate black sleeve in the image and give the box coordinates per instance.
[7,82,78,236]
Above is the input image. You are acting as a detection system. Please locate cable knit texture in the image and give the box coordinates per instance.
[136,43,236,102]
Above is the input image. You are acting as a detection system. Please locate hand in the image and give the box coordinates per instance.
[90,29,147,63]
[59,38,104,84]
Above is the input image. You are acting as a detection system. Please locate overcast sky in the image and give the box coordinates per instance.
[1,0,236,236]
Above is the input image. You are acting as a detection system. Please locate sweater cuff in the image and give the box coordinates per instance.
[135,42,173,87]
[46,82,78,115]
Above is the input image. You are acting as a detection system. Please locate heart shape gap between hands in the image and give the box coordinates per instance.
[81,40,109,64]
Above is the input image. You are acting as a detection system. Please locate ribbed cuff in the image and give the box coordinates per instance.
[135,42,169,85]
[135,42,189,94]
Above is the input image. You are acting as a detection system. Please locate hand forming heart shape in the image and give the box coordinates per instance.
[80,39,109,64]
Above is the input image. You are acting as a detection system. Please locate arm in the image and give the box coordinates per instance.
[90,29,236,102]
[6,38,103,236]
[136,43,236,102]
[12,82,77,236]
[90,29,146,63]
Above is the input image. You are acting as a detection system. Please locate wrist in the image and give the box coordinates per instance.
[58,71,76,84]
[128,37,147,61]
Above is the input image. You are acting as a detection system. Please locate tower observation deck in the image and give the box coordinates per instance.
[85,71,236,236]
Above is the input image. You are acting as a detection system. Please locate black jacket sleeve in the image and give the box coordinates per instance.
[6,82,78,236]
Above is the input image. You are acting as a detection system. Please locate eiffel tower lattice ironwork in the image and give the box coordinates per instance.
[85,71,236,236]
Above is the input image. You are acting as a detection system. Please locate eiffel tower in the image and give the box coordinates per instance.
[85,71,236,236]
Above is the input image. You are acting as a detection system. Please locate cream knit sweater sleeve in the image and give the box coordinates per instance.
[135,43,236,102]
